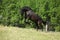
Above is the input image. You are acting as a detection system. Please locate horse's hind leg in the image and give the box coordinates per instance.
[35,22,39,31]
[40,24,43,31]
[37,21,43,31]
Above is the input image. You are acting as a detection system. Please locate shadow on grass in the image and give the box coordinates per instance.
[12,24,26,28]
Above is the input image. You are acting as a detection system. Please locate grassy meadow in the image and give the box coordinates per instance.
[0,25,60,40]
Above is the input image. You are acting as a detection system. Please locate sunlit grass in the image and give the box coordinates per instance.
[0,25,60,40]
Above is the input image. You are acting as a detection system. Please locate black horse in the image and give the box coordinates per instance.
[20,6,46,31]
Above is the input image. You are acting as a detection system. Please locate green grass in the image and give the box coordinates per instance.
[0,25,60,40]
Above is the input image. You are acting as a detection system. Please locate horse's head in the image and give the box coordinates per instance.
[20,6,32,16]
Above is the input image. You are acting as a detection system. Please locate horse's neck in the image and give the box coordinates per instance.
[26,10,34,15]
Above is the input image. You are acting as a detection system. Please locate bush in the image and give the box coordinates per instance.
[55,26,60,31]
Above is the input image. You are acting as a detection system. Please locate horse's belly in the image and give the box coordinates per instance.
[31,16,38,21]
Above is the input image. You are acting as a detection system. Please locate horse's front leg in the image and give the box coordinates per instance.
[24,15,27,23]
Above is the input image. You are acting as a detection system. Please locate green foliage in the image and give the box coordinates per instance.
[55,26,60,31]
[0,0,60,31]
